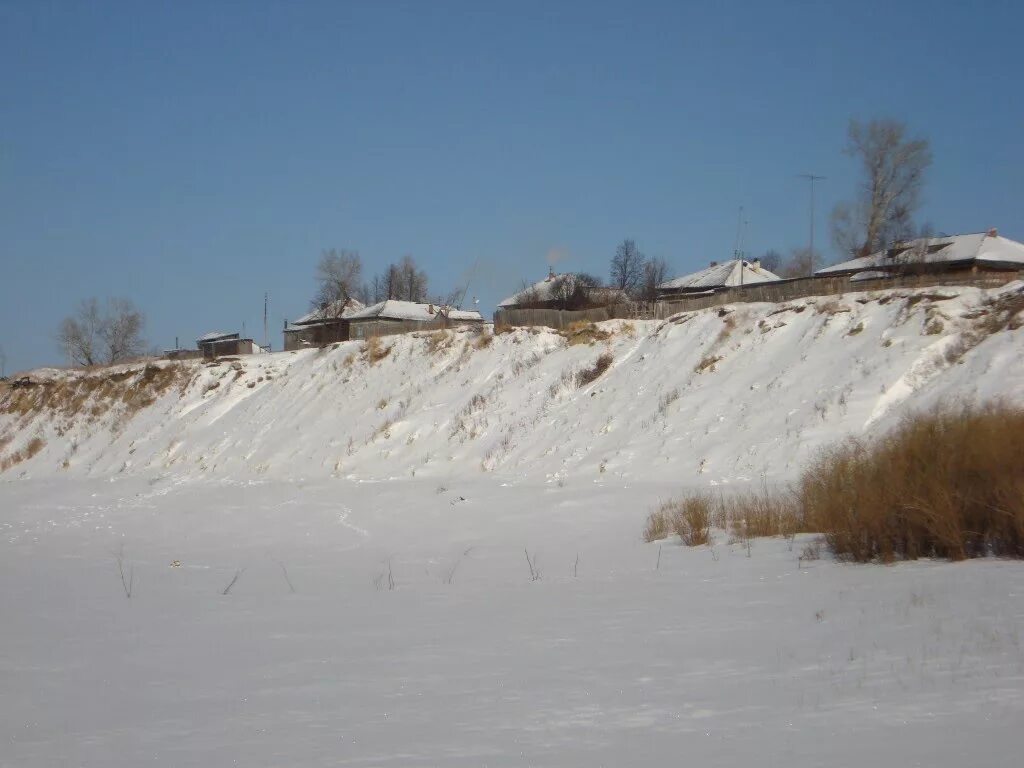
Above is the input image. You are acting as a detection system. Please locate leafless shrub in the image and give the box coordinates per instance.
[643,507,671,542]
[801,401,1024,561]
[671,495,713,546]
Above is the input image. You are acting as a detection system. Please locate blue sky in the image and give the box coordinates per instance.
[1,0,1021,373]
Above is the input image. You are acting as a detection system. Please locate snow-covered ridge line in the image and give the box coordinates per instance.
[2,283,1023,485]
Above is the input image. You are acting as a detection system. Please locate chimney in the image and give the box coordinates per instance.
[752,258,761,269]
[547,266,556,281]
[987,228,998,238]
[710,260,718,267]
[428,303,435,314]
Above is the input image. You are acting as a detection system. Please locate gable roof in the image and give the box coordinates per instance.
[498,273,628,307]
[499,272,562,307]
[196,331,238,344]
[291,298,365,326]
[658,259,782,291]
[347,300,483,323]
[817,231,1024,275]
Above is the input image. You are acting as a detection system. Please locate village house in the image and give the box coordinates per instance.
[346,300,484,340]
[498,269,628,311]
[283,298,365,351]
[815,229,1024,282]
[656,258,782,301]
[194,331,260,359]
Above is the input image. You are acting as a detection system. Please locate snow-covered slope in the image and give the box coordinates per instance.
[3,283,1023,485]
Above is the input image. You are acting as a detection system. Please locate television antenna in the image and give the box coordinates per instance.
[798,174,826,272]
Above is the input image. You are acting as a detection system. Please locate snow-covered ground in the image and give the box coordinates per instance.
[3,284,1024,487]
[2,476,1023,766]
[2,284,1024,765]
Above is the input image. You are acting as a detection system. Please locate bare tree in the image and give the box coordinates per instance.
[830,118,932,258]
[103,299,146,363]
[397,255,429,302]
[551,273,601,310]
[313,249,363,314]
[58,298,105,366]
[779,247,816,278]
[759,249,783,273]
[610,239,645,296]
[58,298,146,366]
[638,257,668,302]
[0,345,7,378]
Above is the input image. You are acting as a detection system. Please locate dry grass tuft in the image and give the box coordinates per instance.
[363,336,392,364]
[0,436,46,472]
[643,507,672,542]
[472,328,494,349]
[694,354,723,373]
[801,401,1024,561]
[643,496,713,546]
[671,495,713,546]
[576,352,613,387]
[562,322,612,346]
[725,488,804,540]
[424,330,453,354]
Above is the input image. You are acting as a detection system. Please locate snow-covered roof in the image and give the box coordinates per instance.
[498,273,627,307]
[817,231,1024,275]
[196,331,238,344]
[347,300,483,323]
[291,298,366,326]
[658,259,782,291]
[499,273,560,307]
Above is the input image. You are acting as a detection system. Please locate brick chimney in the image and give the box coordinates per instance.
[987,228,998,238]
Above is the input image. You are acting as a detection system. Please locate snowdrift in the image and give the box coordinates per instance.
[2,283,1023,485]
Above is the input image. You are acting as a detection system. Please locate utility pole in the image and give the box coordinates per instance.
[733,206,749,285]
[798,174,826,273]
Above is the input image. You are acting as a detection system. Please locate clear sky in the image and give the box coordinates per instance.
[1,0,1021,373]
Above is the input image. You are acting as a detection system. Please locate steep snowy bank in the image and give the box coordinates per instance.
[2,283,1023,485]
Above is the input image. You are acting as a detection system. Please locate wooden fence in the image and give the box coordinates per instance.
[494,270,1020,329]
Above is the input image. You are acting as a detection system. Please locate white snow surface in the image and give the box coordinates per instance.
[4,284,1023,486]
[3,284,1024,766]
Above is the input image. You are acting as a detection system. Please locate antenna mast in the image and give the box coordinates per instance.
[798,174,826,273]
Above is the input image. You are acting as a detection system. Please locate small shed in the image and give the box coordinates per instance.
[283,298,365,351]
[196,331,259,359]
[347,300,484,340]
[657,259,782,300]
[816,230,1024,281]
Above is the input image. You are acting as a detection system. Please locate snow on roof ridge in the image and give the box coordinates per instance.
[817,231,1024,275]
[658,259,782,291]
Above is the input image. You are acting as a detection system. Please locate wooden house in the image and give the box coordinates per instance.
[283,298,364,351]
[346,300,484,340]
[816,230,1024,282]
[656,259,782,301]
